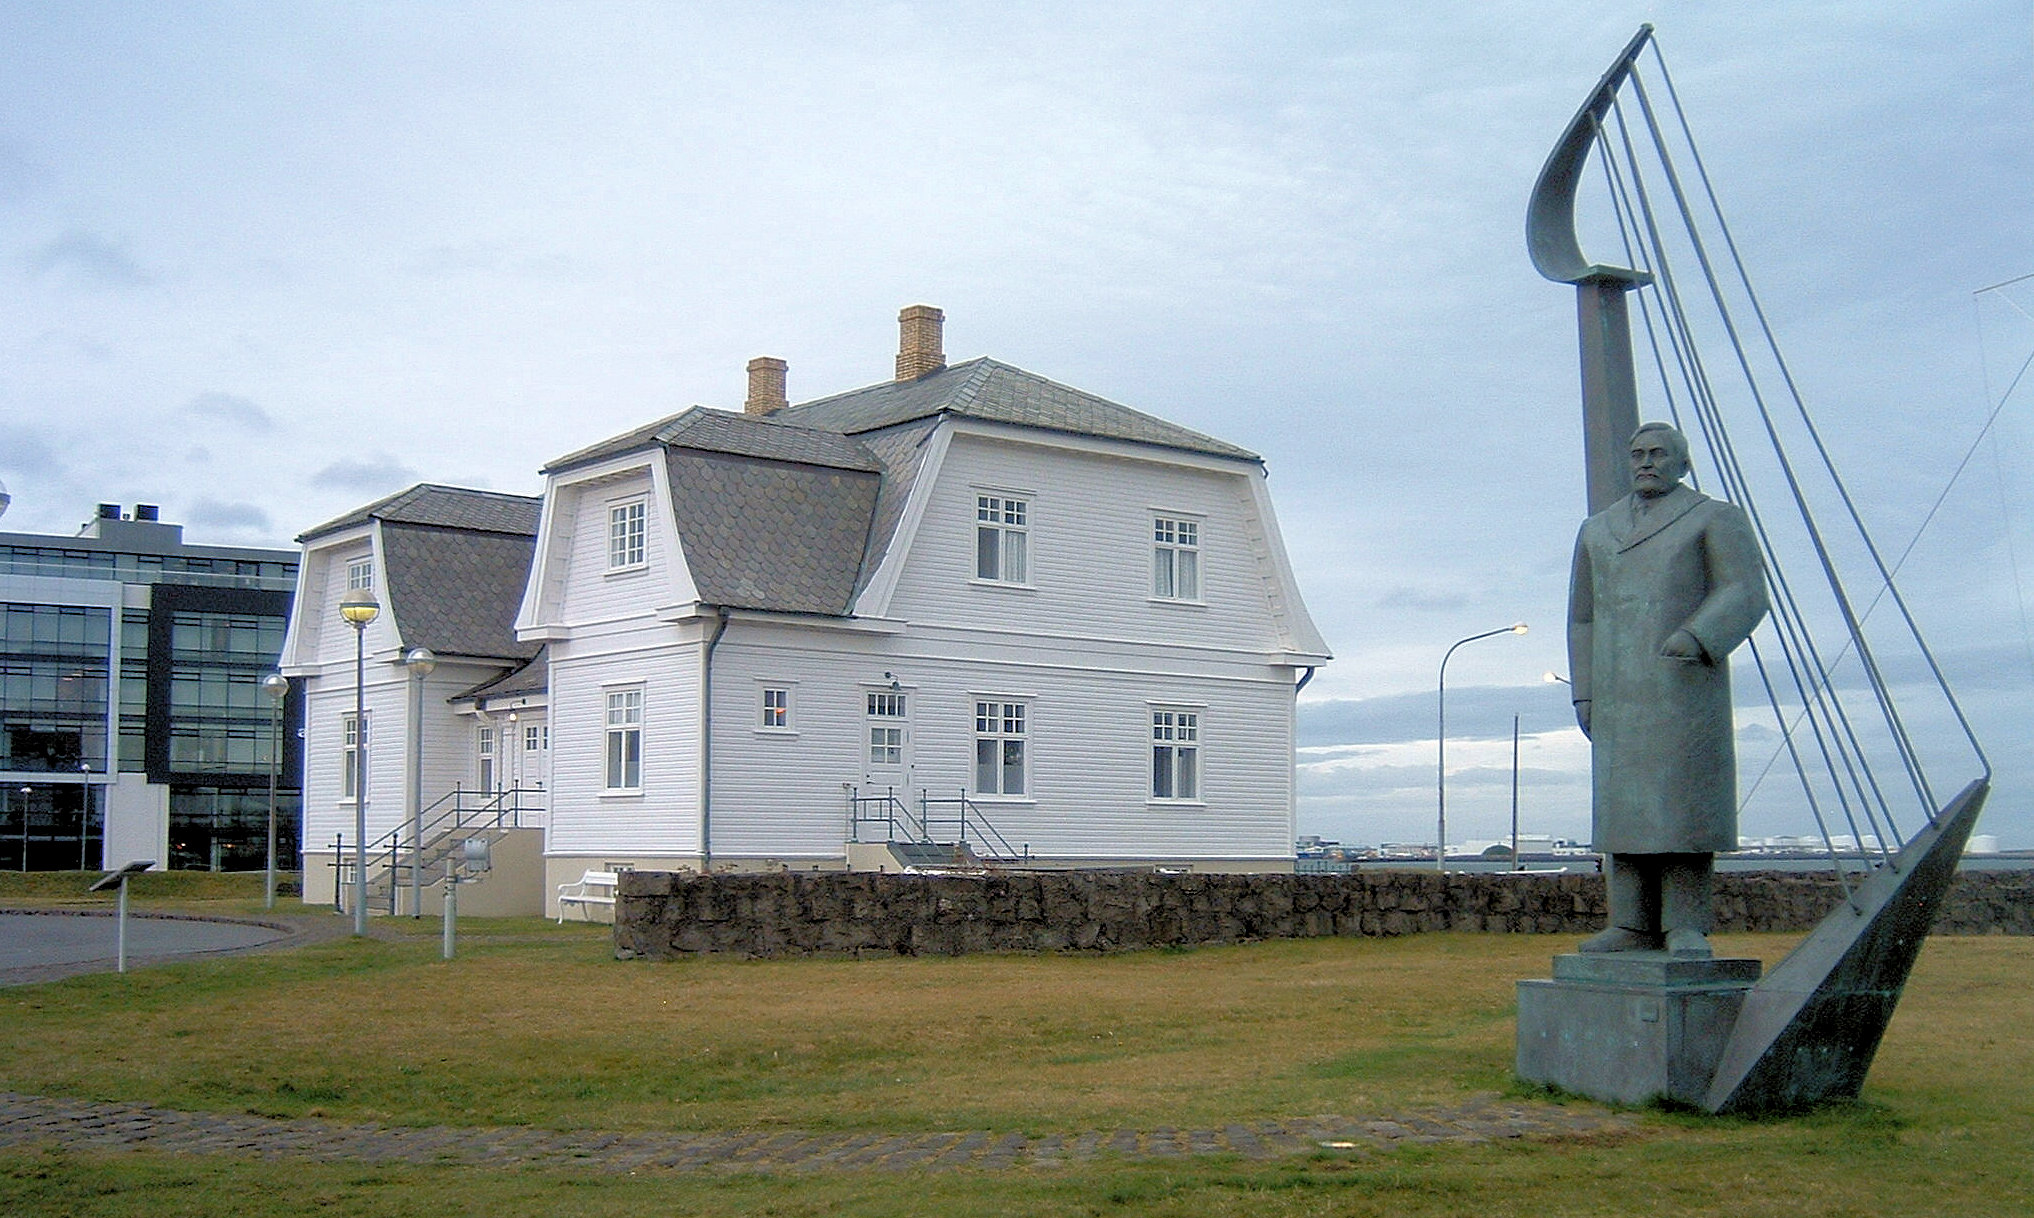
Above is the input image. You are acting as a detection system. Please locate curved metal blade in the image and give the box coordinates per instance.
[1526,23,1655,285]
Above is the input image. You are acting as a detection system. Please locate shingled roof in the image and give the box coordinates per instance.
[542,406,880,476]
[298,483,541,542]
[774,358,1260,463]
[527,356,1255,619]
[380,521,542,662]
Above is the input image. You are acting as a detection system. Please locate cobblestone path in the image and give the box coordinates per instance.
[0,1091,1632,1173]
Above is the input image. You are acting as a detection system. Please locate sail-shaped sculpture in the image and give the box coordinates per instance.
[1518,26,1991,1115]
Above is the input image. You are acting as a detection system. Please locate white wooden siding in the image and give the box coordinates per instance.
[886,434,1287,658]
[698,620,1295,862]
[544,639,702,856]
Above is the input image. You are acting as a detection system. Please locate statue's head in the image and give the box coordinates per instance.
[1629,422,1690,499]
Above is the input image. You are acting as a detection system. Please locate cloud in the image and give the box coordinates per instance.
[184,391,274,433]
[0,426,63,476]
[183,499,273,533]
[24,230,151,287]
[311,455,415,492]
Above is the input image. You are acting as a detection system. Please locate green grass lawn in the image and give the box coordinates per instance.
[0,906,2027,1217]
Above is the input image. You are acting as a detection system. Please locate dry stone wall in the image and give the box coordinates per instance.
[613,868,2034,960]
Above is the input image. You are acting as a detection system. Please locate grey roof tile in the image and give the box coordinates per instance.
[380,522,541,662]
[774,358,1260,462]
[299,484,541,542]
[542,407,879,475]
[453,646,548,705]
[664,448,880,615]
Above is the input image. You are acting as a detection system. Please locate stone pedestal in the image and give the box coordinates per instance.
[1517,954,1761,1107]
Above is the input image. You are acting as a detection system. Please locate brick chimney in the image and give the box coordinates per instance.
[895,304,945,380]
[745,356,788,416]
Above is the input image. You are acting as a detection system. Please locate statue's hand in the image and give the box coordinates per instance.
[1574,699,1592,738]
[1661,629,1707,664]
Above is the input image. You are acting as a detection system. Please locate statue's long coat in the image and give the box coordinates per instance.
[1568,485,1768,854]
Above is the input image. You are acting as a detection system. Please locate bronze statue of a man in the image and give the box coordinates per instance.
[1568,422,1769,957]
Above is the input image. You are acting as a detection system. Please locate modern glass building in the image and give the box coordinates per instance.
[0,502,302,871]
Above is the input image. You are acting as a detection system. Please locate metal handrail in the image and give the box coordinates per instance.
[919,791,1028,863]
[847,787,928,844]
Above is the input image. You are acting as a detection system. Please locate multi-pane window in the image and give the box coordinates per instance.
[866,692,906,765]
[975,494,1028,584]
[1151,709,1199,800]
[973,700,1026,796]
[761,686,791,730]
[608,500,647,570]
[524,723,547,753]
[604,688,642,790]
[341,712,367,799]
[1152,517,1200,601]
[346,557,374,591]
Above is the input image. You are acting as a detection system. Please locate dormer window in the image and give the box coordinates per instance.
[345,557,374,592]
[608,499,647,571]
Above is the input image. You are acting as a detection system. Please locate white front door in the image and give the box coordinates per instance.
[861,690,911,794]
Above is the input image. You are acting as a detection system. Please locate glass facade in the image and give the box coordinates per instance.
[168,785,300,872]
[0,544,295,590]
[1,520,301,872]
[0,603,112,775]
[0,782,102,871]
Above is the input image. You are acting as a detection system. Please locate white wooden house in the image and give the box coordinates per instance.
[520,307,1329,905]
[283,307,1329,918]
[279,485,549,912]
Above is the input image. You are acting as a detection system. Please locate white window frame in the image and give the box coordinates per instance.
[759,684,795,734]
[340,711,367,801]
[607,498,647,572]
[345,557,374,592]
[523,723,548,753]
[1151,514,1202,603]
[972,698,1028,798]
[973,491,1030,586]
[604,686,643,793]
[866,691,907,765]
[1150,707,1201,802]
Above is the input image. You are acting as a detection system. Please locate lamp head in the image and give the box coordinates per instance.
[404,647,437,677]
[1510,622,1528,635]
[339,587,380,626]
[261,672,290,700]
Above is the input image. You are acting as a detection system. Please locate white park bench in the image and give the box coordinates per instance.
[556,870,619,922]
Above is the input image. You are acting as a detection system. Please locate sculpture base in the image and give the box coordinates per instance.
[1517,953,1761,1107]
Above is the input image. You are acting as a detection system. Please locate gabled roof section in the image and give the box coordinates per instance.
[774,357,1261,463]
[543,406,880,476]
[452,646,548,707]
[381,522,542,662]
[298,484,541,543]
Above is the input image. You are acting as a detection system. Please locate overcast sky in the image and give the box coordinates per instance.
[3,3,2029,849]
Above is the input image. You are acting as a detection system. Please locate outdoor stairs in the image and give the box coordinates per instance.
[364,824,508,910]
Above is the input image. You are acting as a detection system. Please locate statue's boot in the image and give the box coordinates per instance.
[1581,854,1664,951]
[1664,927,1713,957]
[1579,925,1663,953]
[1661,855,1715,959]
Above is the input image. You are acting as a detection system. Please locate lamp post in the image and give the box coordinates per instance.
[1437,622,1527,872]
[404,648,436,917]
[339,587,379,936]
[261,672,290,909]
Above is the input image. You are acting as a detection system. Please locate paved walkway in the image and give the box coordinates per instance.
[0,909,322,987]
[0,1091,1632,1173]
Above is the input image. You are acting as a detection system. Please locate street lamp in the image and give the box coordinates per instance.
[404,647,436,917]
[1437,622,1527,872]
[339,586,379,936]
[261,672,290,910]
